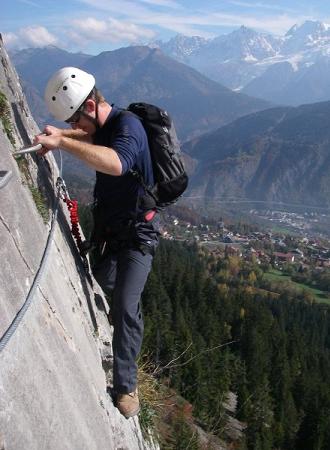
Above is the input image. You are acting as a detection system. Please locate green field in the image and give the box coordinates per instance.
[264,269,330,305]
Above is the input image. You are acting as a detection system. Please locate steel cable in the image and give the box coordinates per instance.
[0,151,63,353]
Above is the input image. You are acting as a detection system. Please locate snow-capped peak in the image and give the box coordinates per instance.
[149,34,209,62]
[282,20,330,54]
[150,20,330,91]
[285,24,298,37]
[284,20,328,42]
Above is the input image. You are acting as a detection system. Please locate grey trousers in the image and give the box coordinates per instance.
[92,246,154,394]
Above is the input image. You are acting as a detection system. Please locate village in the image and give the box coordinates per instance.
[249,208,330,237]
[161,212,330,270]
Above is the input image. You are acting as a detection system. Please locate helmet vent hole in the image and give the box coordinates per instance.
[70,106,74,109]
[52,96,56,101]
[63,86,68,90]
[71,74,76,78]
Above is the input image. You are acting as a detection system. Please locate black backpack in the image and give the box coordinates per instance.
[126,102,188,208]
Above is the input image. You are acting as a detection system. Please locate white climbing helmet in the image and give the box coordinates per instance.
[44,67,95,121]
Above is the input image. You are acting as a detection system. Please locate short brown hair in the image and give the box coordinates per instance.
[86,87,105,104]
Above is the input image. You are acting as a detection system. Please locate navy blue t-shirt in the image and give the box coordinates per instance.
[93,105,154,226]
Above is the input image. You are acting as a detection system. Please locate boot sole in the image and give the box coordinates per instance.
[123,406,141,419]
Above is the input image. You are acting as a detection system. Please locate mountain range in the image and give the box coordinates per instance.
[11,45,270,141]
[153,20,330,105]
[183,100,330,207]
[9,36,330,209]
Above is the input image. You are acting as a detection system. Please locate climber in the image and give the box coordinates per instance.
[34,67,159,419]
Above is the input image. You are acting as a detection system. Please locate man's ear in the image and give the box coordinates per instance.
[85,99,96,113]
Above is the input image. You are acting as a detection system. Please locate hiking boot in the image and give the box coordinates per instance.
[116,390,140,419]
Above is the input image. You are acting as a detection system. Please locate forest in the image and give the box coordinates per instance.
[141,239,330,449]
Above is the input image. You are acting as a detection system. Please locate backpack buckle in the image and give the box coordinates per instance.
[144,210,156,222]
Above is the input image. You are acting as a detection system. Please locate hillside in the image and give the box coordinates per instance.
[183,101,330,207]
[142,238,330,449]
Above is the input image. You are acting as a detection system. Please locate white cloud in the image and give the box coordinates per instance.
[139,0,181,8]
[131,9,307,37]
[228,1,297,14]
[210,12,310,35]
[2,26,58,50]
[72,17,108,35]
[2,33,19,49]
[2,0,317,54]
[79,0,180,10]
[76,0,311,36]
[70,17,156,44]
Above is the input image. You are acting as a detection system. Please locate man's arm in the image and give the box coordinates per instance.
[61,128,91,141]
[60,136,122,176]
[42,125,91,142]
[34,128,122,176]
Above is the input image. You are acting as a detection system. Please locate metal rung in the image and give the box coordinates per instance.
[13,143,42,156]
[0,170,13,189]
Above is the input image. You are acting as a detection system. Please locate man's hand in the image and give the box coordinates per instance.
[44,125,64,139]
[34,125,63,156]
[34,125,90,156]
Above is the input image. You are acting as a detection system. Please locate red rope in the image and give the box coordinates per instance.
[63,198,83,250]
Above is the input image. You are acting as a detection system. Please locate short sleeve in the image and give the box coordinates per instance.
[111,115,144,174]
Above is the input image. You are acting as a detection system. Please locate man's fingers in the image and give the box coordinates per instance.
[33,129,60,152]
[36,146,49,156]
[34,135,49,155]
[33,132,44,144]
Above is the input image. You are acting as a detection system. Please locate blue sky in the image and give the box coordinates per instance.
[2,0,330,54]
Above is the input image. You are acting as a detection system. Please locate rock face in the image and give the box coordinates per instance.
[0,36,156,450]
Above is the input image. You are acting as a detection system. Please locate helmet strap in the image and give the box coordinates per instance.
[94,96,100,130]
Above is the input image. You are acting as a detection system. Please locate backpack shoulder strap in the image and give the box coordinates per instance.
[113,108,158,208]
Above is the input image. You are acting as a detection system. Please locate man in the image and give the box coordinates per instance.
[34,67,159,418]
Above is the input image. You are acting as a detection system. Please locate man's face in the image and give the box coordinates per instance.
[71,113,96,135]
[66,99,97,135]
